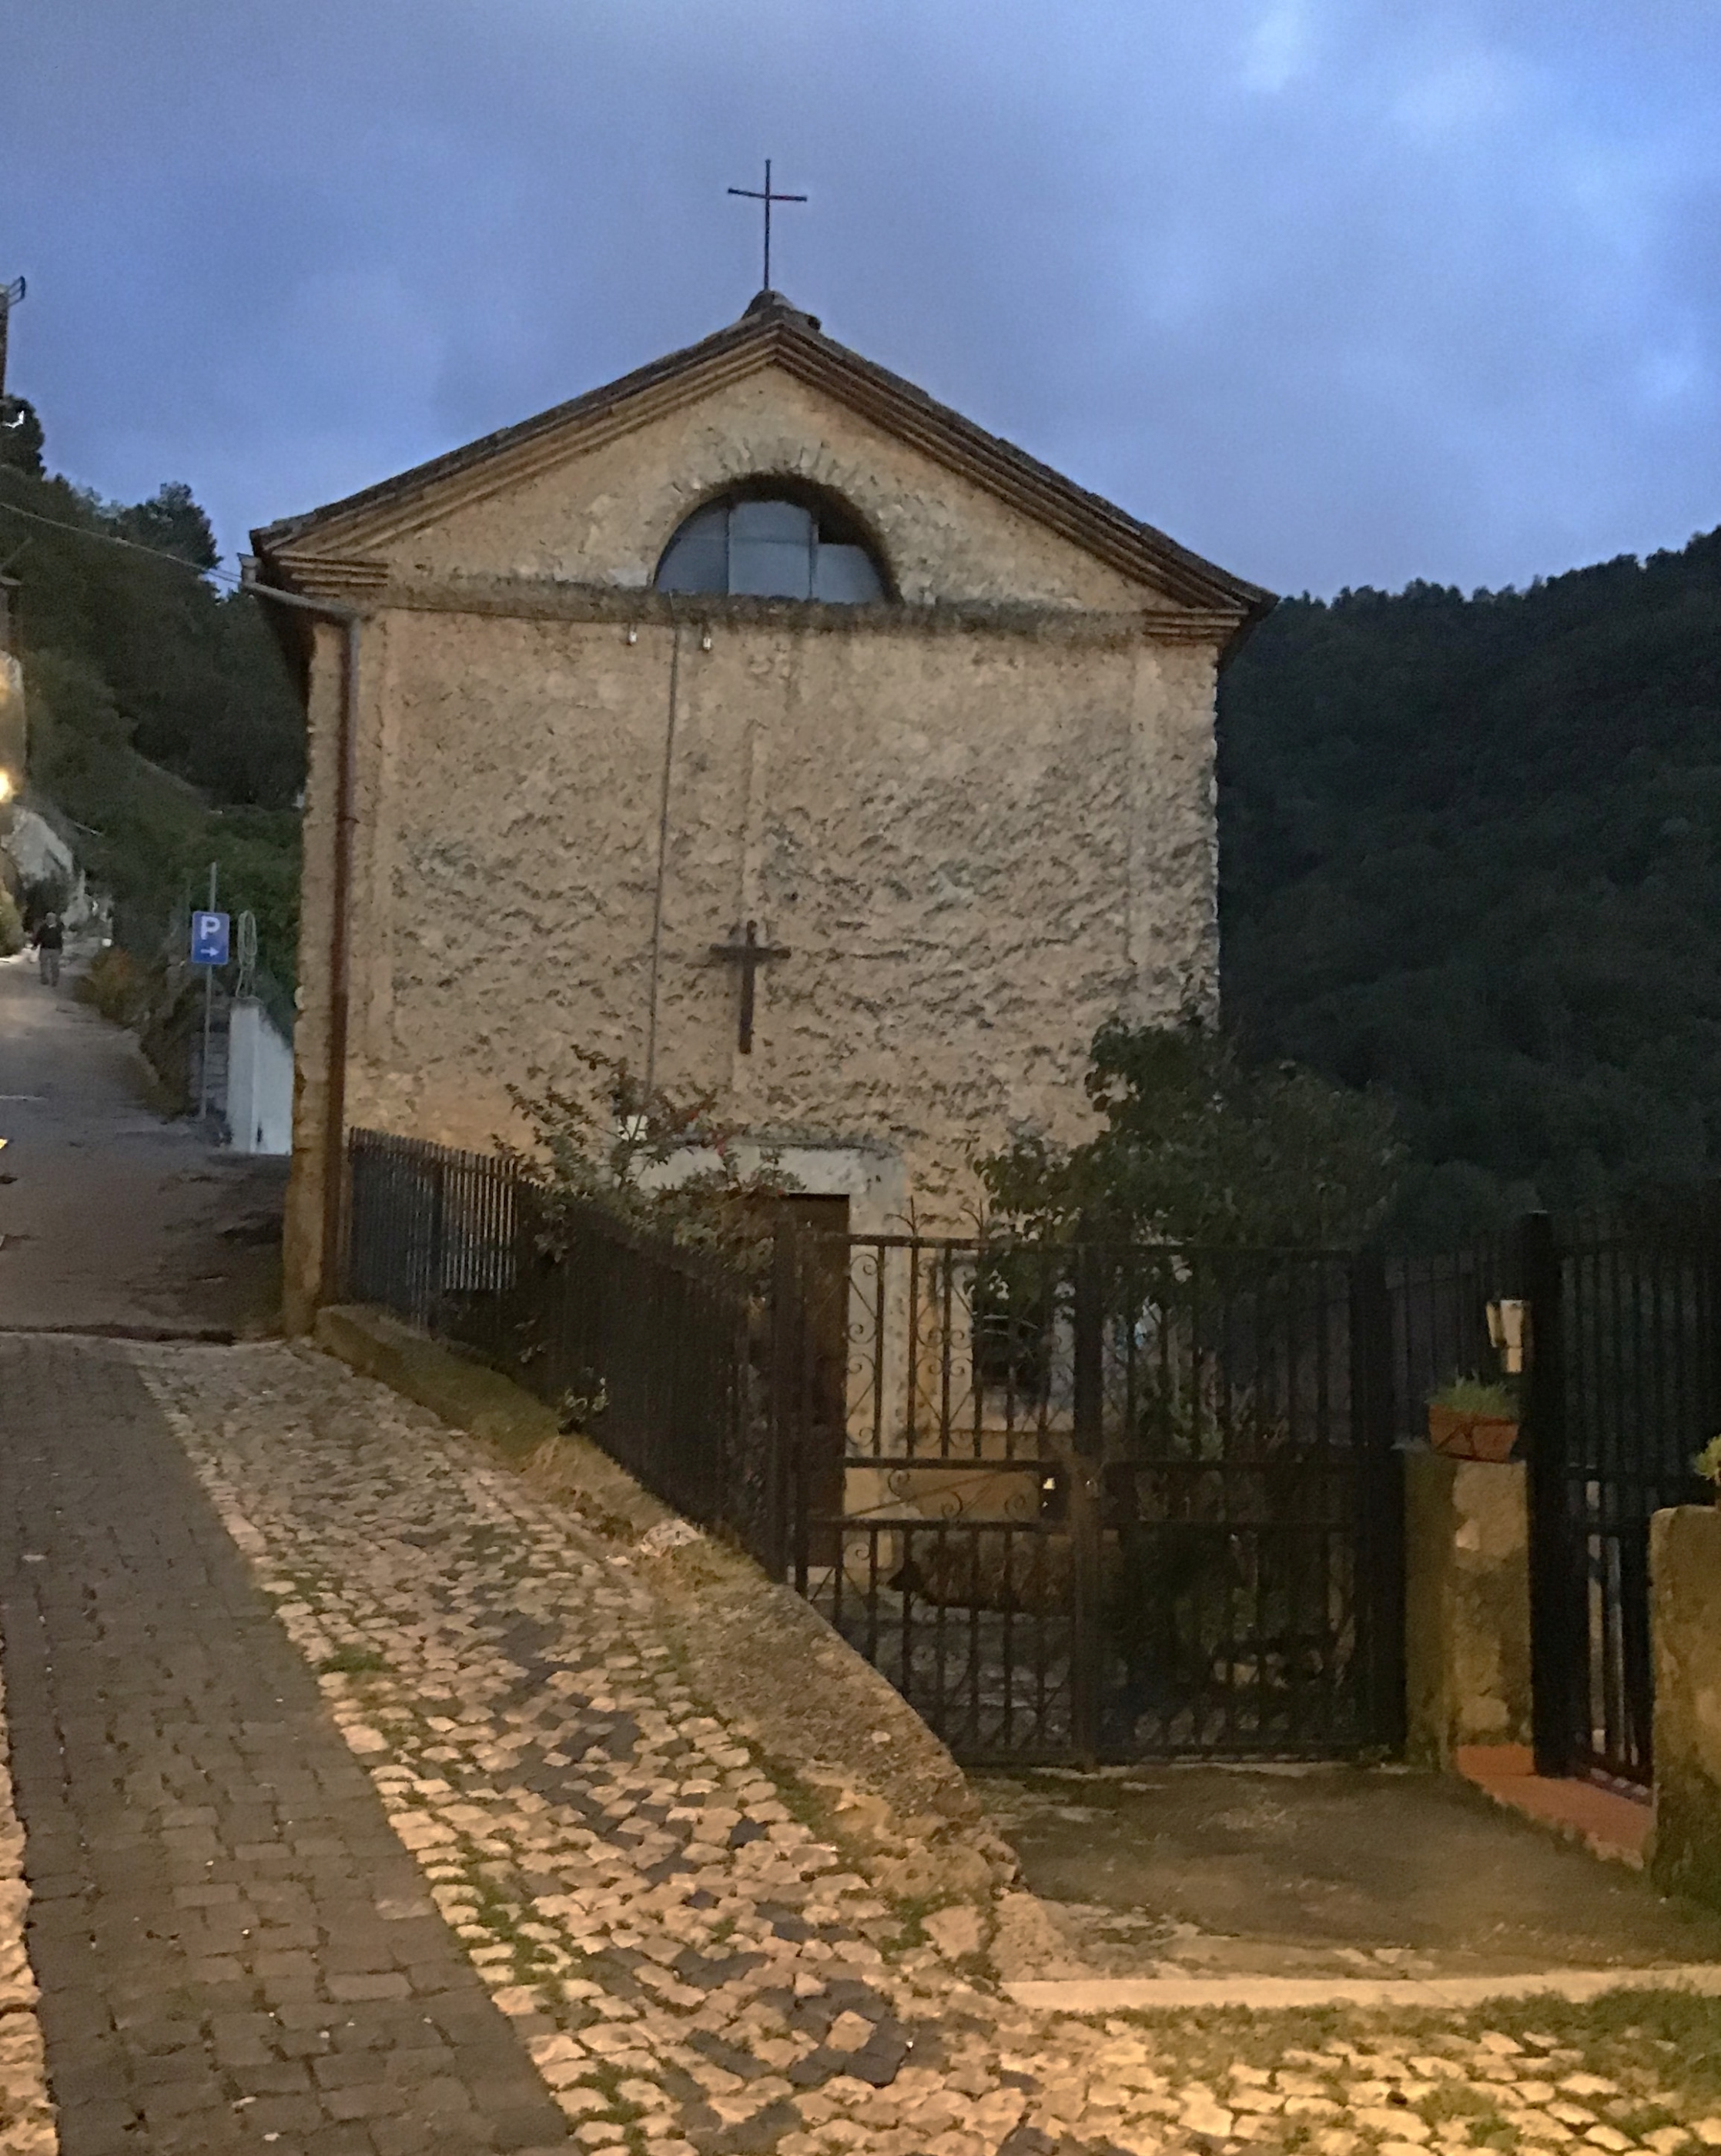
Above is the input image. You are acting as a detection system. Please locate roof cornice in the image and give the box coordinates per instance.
[251,295,1274,626]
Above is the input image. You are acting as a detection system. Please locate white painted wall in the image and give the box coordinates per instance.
[226,998,294,1155]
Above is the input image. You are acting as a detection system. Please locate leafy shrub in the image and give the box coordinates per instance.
[1428,1374,1517,1418]
[75,944,152,1026]
[504,1047,799,1280]
[976,1014,1401,1249]
[0,886,22,957]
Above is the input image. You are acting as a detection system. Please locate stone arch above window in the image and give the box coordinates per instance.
[654,484,889,603]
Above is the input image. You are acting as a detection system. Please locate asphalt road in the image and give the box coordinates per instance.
[0,946,286,1337]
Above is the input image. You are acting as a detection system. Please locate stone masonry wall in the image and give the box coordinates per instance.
[397,369,1153,611]
[1651,1502,1721,1909]
[0,652,23,792]
[1404,1453,1532,1766]
[283,366,1227,1317]
[345,608,1215,1220]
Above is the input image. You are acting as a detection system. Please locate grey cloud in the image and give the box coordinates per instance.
[2,0,1718,596]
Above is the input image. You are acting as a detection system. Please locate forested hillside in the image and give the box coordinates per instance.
[1220,527,1721,1247]
[0,402,303,982]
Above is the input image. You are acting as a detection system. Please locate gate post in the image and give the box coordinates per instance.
[1070,1239,1105,1766]
[769,1222,803,1587]
[1351,1250,1406,1753]
[1522,1210,1575,1778]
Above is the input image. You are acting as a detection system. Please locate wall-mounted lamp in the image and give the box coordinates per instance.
[700,630,713,652]
[1487,1298,1527,1375]
[625,626,638,645]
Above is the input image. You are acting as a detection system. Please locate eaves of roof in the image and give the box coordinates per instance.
[250,291,1274,628]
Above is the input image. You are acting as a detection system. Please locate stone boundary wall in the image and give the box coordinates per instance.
[0,1661,57,2152]
[1651,1503,1721,1909]
[1404,1452,1532,1766]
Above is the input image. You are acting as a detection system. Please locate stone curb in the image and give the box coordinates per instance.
[311,1303,1017,1910]
[0,1659,57,2153]
[1006,1964,1721,2015]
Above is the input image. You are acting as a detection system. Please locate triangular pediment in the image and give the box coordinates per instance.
[253,292,1271,624]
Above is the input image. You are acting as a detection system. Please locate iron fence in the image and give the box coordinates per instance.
[346,1130,1721,1783]
[347,1130,775,1563]
[1385,1237,1515,1440]
[775,1228,1405,1764]
[1524,1202,1718,1789]
[346,1133,1407,1766]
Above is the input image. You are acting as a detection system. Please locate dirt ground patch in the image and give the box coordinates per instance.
[978,1764,1721,1983]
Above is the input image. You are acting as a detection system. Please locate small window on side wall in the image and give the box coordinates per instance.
[655,488,887,602]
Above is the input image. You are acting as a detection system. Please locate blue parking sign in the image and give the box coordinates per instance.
[190,911,230,966]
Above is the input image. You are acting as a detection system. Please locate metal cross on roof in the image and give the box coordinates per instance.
[710,919,789,1054]
[727,160,806,293]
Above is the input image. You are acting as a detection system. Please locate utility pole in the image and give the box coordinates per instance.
[0,276,25,409]
[199,861,218,1125]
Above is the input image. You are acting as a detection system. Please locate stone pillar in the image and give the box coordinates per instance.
[0,648,24,788]
[1404,1451,1533,1767]
[1650,1505,1721,1908]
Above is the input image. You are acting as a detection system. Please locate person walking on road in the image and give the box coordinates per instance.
[32,912,63,989]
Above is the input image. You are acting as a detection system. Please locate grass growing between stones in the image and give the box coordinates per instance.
[316,1644,390,1675]
[1107,1989,1721,2135]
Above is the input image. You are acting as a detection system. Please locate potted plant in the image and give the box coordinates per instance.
[1427,1376,1519,1464]
[1693,1435,1721,1505]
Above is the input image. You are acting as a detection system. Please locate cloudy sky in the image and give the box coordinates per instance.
[3,1,1719,598]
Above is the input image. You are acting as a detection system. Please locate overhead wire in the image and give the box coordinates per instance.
[0,493,245,587]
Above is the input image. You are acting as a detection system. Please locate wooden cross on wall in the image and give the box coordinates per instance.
[710,920,789,1053]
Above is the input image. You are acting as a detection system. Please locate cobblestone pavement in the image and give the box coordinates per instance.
[125,1342,1721,2156]
[0,1337,568,2156]
[0,1658,56,2154]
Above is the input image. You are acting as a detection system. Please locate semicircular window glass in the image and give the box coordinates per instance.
[655,493,887,602]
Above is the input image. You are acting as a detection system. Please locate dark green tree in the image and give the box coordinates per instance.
[113,480,219,571]
[0,395,44,477]
[0,405,306,982]
[1219,527,1721,1245]
[976,1016,1402,1248]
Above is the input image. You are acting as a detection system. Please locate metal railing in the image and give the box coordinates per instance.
[349,1133,1721,1782]
[345,1133,1408,1766]
[346,1130,775,1564]
[774,1227,1406,1763]
[1523,1200,1717,1788]
[1385,1237,1515,1439]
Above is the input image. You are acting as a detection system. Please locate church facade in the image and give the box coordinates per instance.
[252,292,1271,1329]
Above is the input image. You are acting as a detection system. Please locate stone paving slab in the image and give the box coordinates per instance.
[124,1340,1721,2156]
[0,1337,568,2156]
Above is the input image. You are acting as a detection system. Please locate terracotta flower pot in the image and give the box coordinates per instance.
[1428,1404,1518,1463]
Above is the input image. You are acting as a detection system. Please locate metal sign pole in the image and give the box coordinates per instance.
[199,862,217,1125]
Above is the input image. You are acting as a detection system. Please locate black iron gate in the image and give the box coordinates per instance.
[775,1230,1406,1765]
[1525,1205,1717,1789]
[347,1132,1411,1769]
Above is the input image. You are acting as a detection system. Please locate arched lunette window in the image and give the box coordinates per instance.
[655,487,888,603]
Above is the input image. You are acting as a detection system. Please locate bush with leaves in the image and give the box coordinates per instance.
[976,1014,1402,1249]
[503,1049,799,1279]
[75,945,152,1028]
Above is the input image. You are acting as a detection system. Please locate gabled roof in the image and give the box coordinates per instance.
[252,290,1273,623]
